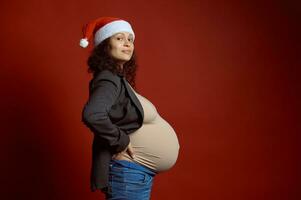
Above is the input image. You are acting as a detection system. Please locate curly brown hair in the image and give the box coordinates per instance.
[86,37,138,88]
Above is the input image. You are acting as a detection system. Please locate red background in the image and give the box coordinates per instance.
[0,0,299,199]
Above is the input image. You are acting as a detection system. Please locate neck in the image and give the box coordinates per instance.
[116,63,124,75]
[117,62,124,70]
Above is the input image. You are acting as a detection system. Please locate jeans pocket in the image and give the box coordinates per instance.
[123,170,152,185]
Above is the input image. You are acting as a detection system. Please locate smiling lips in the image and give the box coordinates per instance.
[122,50,132,54]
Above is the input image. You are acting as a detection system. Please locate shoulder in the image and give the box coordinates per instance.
[92,69,122,88]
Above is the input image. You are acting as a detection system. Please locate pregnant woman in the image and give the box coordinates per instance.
[79,17,180,200]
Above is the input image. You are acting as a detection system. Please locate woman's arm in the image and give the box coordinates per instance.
[82,79,129,154]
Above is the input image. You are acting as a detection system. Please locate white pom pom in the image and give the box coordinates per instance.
[79,38,89,48]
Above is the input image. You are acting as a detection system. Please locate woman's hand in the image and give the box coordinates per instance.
[126,142,135,159]
[112,141,135,159]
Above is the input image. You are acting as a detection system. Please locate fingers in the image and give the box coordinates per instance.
[112,142,136,160]
[127,143,135,159]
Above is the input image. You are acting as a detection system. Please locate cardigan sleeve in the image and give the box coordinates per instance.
[81,78,130,154]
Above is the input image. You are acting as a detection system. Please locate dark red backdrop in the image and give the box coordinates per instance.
[0,0,299,199]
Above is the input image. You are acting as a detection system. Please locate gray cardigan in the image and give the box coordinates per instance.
[81,69,144,192]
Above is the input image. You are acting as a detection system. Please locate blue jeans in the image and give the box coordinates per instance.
[104,159,157,200]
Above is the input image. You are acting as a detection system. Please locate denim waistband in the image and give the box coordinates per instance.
[110,159,157,176]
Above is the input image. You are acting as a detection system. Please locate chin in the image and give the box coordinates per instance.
[116,58,130,65]
[121,57,131,62]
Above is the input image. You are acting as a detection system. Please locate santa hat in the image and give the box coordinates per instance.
[79,17,135,48]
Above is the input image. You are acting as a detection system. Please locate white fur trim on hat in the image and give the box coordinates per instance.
[94,20,135,46]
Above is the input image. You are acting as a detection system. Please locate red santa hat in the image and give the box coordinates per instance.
[79,16,135,48]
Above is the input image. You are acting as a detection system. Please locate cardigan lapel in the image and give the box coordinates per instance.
[121,77,144,120]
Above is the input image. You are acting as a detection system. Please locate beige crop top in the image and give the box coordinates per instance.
[114,86,180,173]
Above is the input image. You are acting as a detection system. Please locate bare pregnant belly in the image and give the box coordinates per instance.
[114,115,180,173]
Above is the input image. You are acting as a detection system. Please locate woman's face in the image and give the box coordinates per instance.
[109,31,134,66]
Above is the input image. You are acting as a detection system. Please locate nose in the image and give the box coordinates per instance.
[123,39,131,47]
